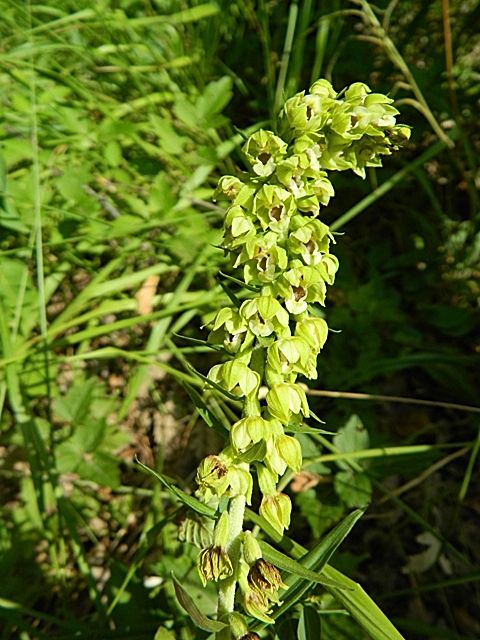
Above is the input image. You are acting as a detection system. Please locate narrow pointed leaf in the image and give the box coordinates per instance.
[173,332,224,351]
[184,382,228,437]
[253,510,364,624]
[259,540,347,590]
[321,565,406,640]
[136,459,216,518]
[172,575,227,633]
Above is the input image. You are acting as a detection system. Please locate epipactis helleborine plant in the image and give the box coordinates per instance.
[193,79,409,638]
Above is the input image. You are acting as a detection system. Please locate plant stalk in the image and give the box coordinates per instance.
[217,494,247,639]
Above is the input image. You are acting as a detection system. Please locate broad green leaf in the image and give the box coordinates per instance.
[197,77,233,121]
[136,459,216,518]
[55,440,83,473]
[334,470,372,509]
[54,378,97,423]
[172,575,226,633]
[75,418,107,453]
[333,415,370,471]
[77,451,120,489]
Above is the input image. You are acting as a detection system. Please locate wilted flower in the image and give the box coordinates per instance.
[198,545,233,586]
[242,588,274,623]
[248,559,287,594]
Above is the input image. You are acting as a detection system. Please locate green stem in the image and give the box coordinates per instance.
[217,494,247,639]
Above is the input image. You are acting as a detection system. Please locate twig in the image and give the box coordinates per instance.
[307,389,480,414]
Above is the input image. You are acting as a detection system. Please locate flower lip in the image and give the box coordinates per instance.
[293,285,306,301]
[269,205,283,221]
[258,151,271,165]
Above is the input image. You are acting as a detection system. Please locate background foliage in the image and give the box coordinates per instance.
[0,1,479,639]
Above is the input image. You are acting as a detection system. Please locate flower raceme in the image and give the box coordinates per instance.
[193,79,410,632]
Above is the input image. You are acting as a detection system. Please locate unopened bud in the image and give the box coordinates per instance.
[242,531,262,564]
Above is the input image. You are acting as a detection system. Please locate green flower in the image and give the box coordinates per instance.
[263,432,302,476]
[309,78,337,99]
[275,262,328,314]
[230,416,270,451]
[242,130,288,177]
[266,382,309,423]
[266,336,314,380]
[209,307,252,354]
[208,360,261,399]
[224,204,257,248]
[288,217,333,266]
[196,455,230,500]
[259,492,292,536]
[252,184,296,234]
[240,295,290,338]
[235,231,288,285]
[280,91,329,137]
[294,316,329,352]
[216,175,245,202]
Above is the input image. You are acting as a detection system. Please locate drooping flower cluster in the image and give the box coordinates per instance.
[194,79,409,630]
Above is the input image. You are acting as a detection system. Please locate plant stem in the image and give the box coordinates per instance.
[217,494,246,639]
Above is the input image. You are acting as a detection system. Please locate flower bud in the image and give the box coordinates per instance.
[231,415,269,451]
[227,612,249,639]
[256,463,278,496]
[209,360,260,399]
[198,545,233,586]
[295,316,328,352]
[216,175,245,201]
[229,465,254,504]
[213,511,230,547]
[259,492,292,536]
[276,434,302,473]
[242,531,262,564]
